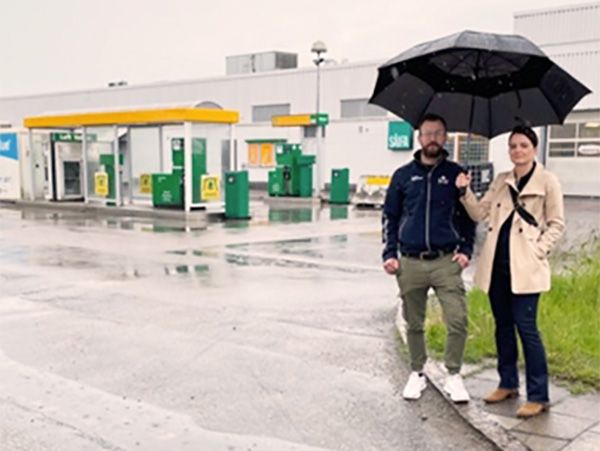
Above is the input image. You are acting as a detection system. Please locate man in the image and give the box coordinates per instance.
[382,113,475,403]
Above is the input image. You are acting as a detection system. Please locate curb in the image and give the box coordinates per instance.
[394,305,530,451]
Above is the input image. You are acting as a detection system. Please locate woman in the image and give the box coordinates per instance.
[455,125,565,418]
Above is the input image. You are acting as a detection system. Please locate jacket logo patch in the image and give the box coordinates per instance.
[411,175,423,182]
[437,175,449,185]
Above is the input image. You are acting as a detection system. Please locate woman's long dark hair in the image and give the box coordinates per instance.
[509,125,538,147]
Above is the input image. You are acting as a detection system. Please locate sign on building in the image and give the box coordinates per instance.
[388,121,413,151]
[0,133,21,200]
[0,133,20,200]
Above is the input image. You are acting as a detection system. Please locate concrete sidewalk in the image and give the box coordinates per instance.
[395,305,600,451]
[465,367,600,451]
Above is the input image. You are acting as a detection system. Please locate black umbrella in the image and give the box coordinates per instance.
[369,30,591,138]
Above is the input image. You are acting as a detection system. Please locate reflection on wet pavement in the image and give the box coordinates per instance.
[10,208,208,233]
[268,208,313,223]
[223,252,367,273]
[224,234,381,267]
[0,199,536,451]
[164,264,210,276]
[330,206,349,220]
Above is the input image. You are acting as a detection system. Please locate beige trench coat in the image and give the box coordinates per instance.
[461,163,565,294]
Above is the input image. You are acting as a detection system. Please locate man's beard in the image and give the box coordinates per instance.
[423,143,444,159]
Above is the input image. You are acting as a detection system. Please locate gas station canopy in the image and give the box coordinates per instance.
[22,107,240,213]
[24,107,239,128]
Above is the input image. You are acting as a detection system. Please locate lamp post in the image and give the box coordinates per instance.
[311,40,327,195]
[311,40,327,115]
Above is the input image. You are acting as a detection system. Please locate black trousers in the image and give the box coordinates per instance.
[488,267,549,403]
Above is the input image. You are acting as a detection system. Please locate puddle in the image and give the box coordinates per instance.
[163,264,210,276]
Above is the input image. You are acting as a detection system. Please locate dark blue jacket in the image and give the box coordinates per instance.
[382,151,475,261]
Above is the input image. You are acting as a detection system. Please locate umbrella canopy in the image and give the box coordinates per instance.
[369,30,591,138]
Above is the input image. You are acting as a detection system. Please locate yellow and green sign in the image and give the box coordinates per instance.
[139,174,152,194]
[95,172,109,197]
[201,175,220,201]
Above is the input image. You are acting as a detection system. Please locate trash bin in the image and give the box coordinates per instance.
[152,173,183,207]
[225,170,250,219]
[330,168,350,204]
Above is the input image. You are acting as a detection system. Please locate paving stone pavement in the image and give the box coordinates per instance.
[395,304,600,451]
[463,367,600,451]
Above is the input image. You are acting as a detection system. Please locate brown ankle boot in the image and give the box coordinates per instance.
[483,388,519,403]
[516,402,548,418]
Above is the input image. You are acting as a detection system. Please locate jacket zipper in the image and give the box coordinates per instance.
[449,205,460,240]
[425,161,441,252]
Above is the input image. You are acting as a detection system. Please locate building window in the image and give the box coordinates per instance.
[549,123,576,139]
[444,139,455,161]
[548,114,600,158]
[340,98,387,118]
[580,122,600,139]
[303,125,326,138]
[447,133,489,163]
[548,142,575,157]
[252,104,291,123]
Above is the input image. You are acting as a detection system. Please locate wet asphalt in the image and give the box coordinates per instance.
[4,199,577,451]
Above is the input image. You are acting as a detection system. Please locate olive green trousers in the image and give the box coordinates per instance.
[396,254,468,374]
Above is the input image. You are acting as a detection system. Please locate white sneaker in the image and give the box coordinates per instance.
[403,371,427,400]
[443,373,470,403]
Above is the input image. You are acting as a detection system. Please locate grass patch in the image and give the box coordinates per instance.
[426,237,600,392]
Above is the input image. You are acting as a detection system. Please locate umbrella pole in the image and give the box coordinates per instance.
[464,98,474,194]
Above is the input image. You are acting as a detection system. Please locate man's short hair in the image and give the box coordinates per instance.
[418,113,447,133]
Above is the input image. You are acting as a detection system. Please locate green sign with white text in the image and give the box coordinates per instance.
[387,121,413,151]
[51,132,97,143]
[311,113,329,126]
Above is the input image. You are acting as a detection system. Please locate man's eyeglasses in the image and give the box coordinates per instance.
[420,130,446,138]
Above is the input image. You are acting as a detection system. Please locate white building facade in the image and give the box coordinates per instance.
[0,3,598,197]
[514,2,600,196]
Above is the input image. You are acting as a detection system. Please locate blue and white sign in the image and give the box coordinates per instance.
[0,132,21,199]
[0,133,19,160]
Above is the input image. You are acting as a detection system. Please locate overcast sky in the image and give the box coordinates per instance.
[0,0,589,97]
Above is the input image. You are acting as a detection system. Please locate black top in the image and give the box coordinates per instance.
[493,162,537,274]
[381,151,476,260]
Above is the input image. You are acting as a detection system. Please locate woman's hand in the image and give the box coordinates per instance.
[456,172,471,189]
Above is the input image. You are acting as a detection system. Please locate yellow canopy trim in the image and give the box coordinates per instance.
[24,108,239,128]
